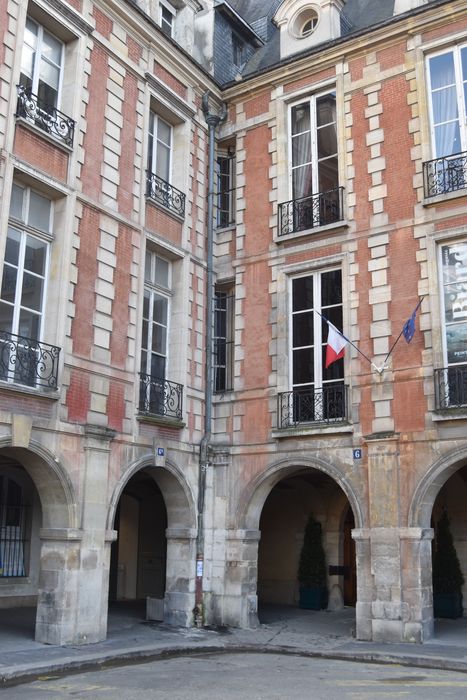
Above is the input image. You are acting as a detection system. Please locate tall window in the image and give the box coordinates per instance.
[290,91,338,200]
[427,46,467,158]
[290,269,344,422]
[0,184,50,342]
[214,287,234,392]
[438,241,467,407]
[160,2,175,37]
[141,250,171,382]
[19,17,63,109]
[148,112,172,184]
[216,148,235,228]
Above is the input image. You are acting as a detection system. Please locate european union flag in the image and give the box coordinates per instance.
[402,308,418,343]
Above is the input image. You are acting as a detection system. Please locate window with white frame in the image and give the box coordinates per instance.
[160,1,175,37]
[148,111,172,184]
[139,249,171,415]
[438,240,467,407]
[216,146,236,228]
[290,90,338,200]
[214,286,234,392]
[0,183,51,387]
[19,17,64,110]
[427,45,467,159]
[289,268,345,422]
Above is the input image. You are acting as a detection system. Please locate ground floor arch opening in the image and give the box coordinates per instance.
[256,467,357,631]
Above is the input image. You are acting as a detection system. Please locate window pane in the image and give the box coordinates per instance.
[318,156,339,192]
[157,119,171,147]
[444,284,467,322]
[24,235,47,275]
[432,86,458,125]
[316,93,336,127]
[317,124,337,159]
[292,276,313,311]
[39,60,60,91]
[143,291,150,320]
[322,354,344,381]
[446,323,467,364]
[293,311,314,347]
[435,122,461,157]
[150,353,165,378]
[291,103,310,135]
[293,348,314,384]
[20,46,35,80]
[141,320,149,349]
[37,79,58,108]
[145,251,152,283]
[321,270,342,306]
[153,294,168,325]
[152,325,166,354]
[10,186,24,221]
[155,256,169,287]
[292,133,311,166]
[0,301,14,333]
[18,309,40,339]
[441,242,467,284]
[42,30,62,66]
[430,52,456,90]
[292,164,313,199]
[1,265,17,304]
[28,191,51,232]
[21,272,44,312]
[156,142,170,181]
[5,229,21,266]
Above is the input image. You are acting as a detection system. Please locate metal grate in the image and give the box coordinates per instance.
[423,152,467,198]
[278,186,344,236]
[0,330,60,390]
[146,171,186,217]
[0,505,29,578]
[16,84,75,147]
[138,373,183,420]
[278,384,348,428]
[434,365,467,410]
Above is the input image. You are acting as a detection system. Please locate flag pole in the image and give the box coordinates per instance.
[314,310,383,373]
[382,296,425,365]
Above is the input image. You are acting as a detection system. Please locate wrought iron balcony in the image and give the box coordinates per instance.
[138,372,183,420]
[0,331,60,390]
[423,151,467,198]
[16,85,75,147]
[434,365,467,410]
[146,171,186,218]
[278,384,348,428]
[278,186,344,237]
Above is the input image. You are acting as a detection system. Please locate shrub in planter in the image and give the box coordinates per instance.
[432,510,464,619]
[298,514,328,610]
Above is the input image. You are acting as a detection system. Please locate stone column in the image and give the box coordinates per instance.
[352,528,372,641]
[164,527,197,627]
[222,529,261,629]
[35,528,82,645]
[400,527,434,642]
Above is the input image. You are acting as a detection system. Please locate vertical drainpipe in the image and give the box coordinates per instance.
[194,92,226,627]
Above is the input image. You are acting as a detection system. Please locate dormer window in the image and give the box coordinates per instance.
[298,11,319,37]
[160,1,175,37]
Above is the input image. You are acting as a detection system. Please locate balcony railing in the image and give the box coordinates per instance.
[0,505,29,578]
[16,85,75,148]
[146,171,186,218]
[278,384,348,428]
[434,364,467,410]
[138,372,183,420]
[423,151,467,198]
[0,331,60,390]
[278,186,344,237]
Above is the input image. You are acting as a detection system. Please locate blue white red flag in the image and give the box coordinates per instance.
[325,322,348,368]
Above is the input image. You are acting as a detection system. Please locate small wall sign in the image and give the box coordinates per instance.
[353,448,362,460]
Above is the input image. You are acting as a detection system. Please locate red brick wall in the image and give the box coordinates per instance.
[110,224,133,368]
[14,126,69,182]
[66,369,90,423]
[71,205,99,358]
[81,45,109,198]
[145,202,183,246]
[119,72,138,219]
[154,63,187,100]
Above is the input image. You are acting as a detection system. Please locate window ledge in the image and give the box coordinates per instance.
[215,224,236,234]
[15,117,74,154]
[0,380,60,401]
[137,412,185,429]
[422,188,467,207]
[272,422,353,438]
[146,196,185,222]
[275,219,348,244]
[432,408,467,422]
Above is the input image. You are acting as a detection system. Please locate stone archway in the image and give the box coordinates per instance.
[107,457,196,627]
[0,441,79,645]
[221,457,364,631]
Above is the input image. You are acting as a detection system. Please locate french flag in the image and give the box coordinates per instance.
[325,322,348,369]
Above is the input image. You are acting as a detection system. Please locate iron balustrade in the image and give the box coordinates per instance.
[434,365,467,410]
[278,384,348,428]
[138,372,183,420]
[146,171,186,217]
[0,330,60,390]
[278,186,344,237]
[0,504,29,578]
[16,85,75,147]
[423,151,467,198]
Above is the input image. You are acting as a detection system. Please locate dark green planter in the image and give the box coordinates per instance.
[299,586,328,610]
[433,592,463,619]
